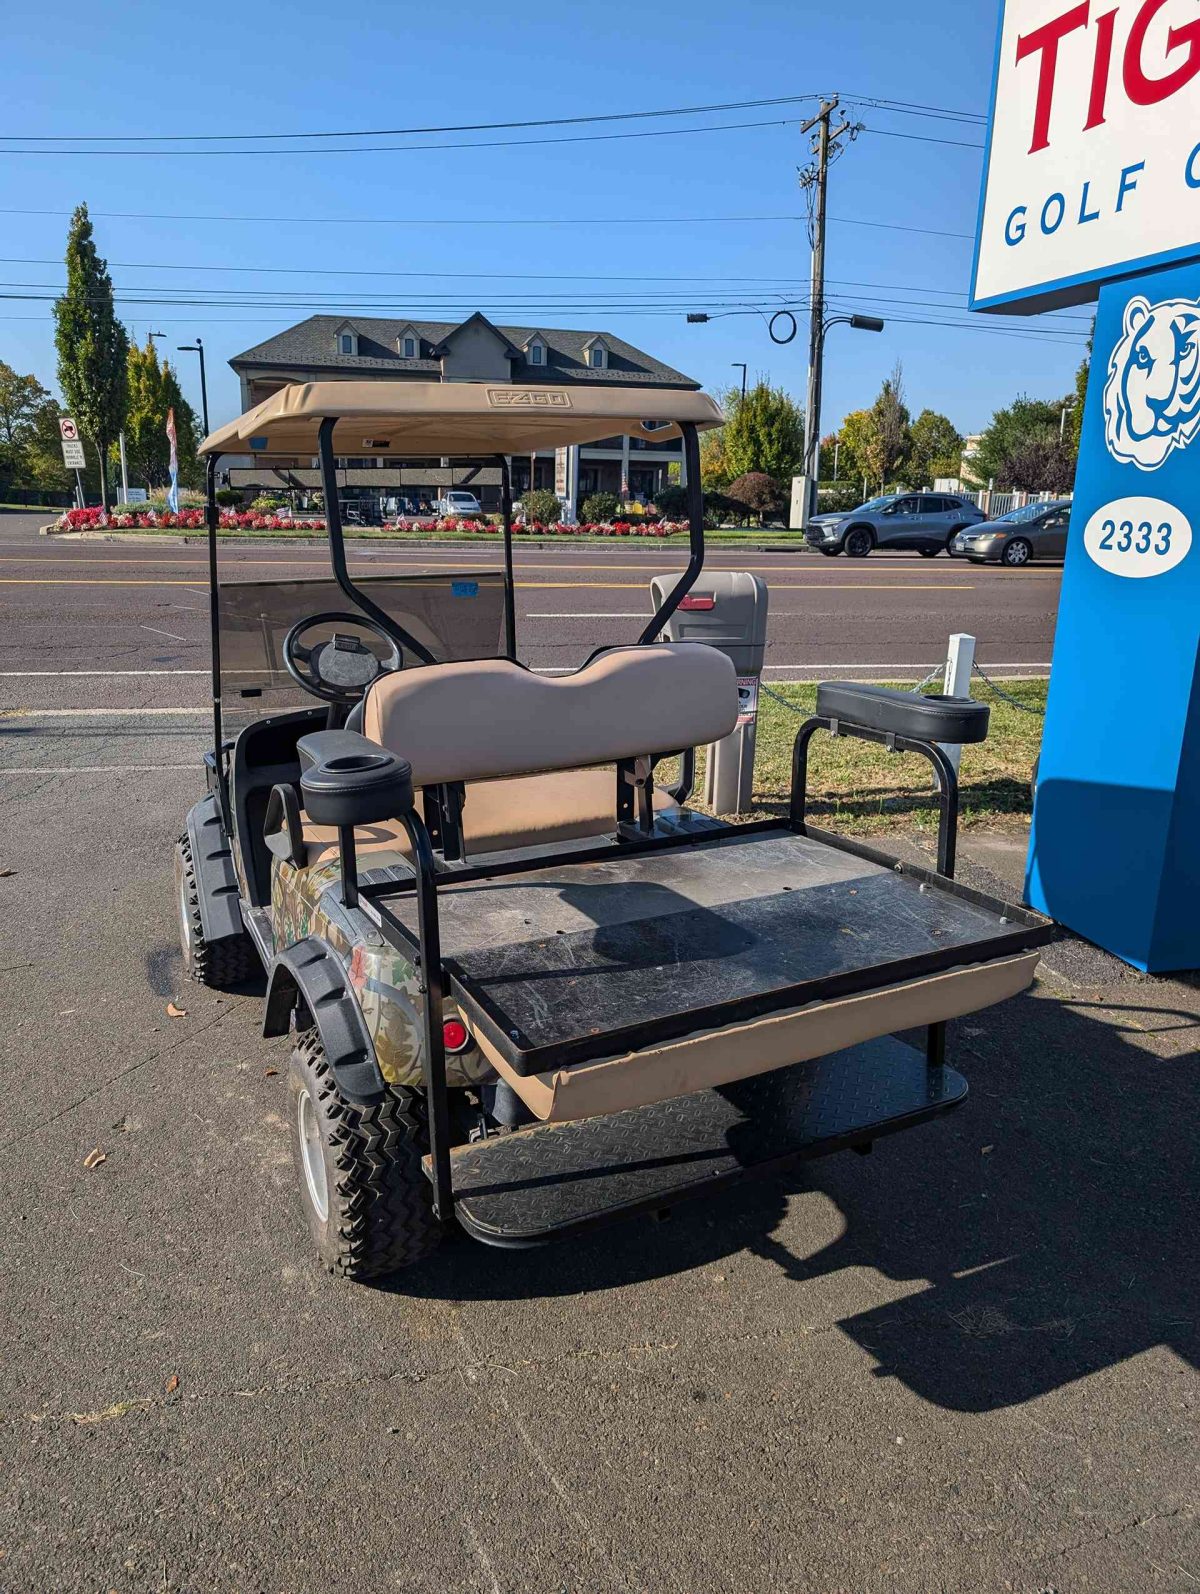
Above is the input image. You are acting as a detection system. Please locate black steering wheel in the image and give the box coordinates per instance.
[282,612,402,705]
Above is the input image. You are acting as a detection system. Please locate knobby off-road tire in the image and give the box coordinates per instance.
[288,1028,444,1279]
[175,834,259,989]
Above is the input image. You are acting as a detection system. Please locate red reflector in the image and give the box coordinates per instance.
[442,1019,471,1053]
[679,595,716,610]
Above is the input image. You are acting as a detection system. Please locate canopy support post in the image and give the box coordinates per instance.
[638,422,705,644]
[205,455,230,826]
[316,417,437,665]
[496,453,517,661]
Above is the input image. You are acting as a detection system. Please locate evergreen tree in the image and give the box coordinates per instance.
[53,203,128,510]
[721,381,805,482]
[861,363,912,489]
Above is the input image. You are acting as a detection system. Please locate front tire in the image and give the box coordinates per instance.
[920,547,939,558]
[1002,537,1033,567]
[844,527,873,558]
[820,547,840,557]
[288,1029,445,1279]
[175,834,259,989]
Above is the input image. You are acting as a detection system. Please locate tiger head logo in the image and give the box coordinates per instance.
[1104,294,1200,471]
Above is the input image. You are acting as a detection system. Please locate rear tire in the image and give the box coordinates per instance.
[844,527,873,558]
[288,1029,445,1279]
[920,547,939,558]
[175,834,258,989]
[820,548,840,557]
[1002,537,1033,567]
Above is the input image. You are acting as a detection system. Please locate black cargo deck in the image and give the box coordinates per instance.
[380,823,1050,1074]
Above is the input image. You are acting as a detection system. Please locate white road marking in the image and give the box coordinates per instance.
[526,612,649,619]
[0,764,200,774]
[0,669,210,676]
[1,707,208,717]
[139,625,188,642]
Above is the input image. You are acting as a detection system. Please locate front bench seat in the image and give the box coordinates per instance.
[301,644,739,866]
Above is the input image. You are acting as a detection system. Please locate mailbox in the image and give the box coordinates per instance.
[650,572,769,815]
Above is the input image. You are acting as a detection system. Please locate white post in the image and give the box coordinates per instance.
[118,431,129,505]
[941,632,976,774]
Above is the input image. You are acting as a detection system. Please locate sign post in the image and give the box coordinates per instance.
[59,416,86,508]
[973,0,1200,971]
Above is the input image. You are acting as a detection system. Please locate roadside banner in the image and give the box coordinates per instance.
[165,407,179,513]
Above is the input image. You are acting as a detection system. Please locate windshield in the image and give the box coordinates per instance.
[854,495,899,514]
[215,570,508,732]
[998,502,1061,524]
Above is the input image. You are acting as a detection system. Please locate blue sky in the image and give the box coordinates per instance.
[2,0,1092,439]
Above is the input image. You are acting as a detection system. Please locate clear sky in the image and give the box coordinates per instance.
[1,0,1091,440]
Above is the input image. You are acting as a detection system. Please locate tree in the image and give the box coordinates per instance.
[907,409,963,487]
[698,384,741,490]
[721,381,804,482]
[725,471,785,525]
[860,363,912,489]
[972,395,1075,490]
[829,409,874,489]
[120,338,201,492]
[53,203,129,511]
[0,363,49,448]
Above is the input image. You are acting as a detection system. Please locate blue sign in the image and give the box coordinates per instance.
[451,580,479,598]
[1025,258,1200,970]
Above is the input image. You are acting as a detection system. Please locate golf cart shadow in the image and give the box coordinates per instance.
[389,985,1198,1415]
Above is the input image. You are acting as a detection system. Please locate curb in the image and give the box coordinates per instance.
[40,527,817,553]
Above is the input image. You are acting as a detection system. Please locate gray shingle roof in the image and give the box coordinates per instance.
[229,315,699,388]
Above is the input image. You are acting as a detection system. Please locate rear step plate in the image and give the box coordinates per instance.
[433,1037,966,1247]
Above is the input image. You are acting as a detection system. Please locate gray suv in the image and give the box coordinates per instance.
[806,492,987,558]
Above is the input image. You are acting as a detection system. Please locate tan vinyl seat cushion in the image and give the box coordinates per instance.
[361,644,738,787]
[303,767,682,868]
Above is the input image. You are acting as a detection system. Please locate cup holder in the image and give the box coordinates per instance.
[325,753,390,773]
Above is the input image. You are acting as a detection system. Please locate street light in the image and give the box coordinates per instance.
[1060,395,1077,440]
[731,362,748,402]
[177,337,210,437]
[800,311,885,526]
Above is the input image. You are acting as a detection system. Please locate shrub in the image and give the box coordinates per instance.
[250,494,285,513]
[725,472,786,524]
[581,491,620,524]
[654,484,689,518]
[521,488,561,524]
[215,487,242,507]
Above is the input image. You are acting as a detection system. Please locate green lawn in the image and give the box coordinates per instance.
[688,678,1046,836]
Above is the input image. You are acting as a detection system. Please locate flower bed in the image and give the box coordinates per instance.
[56,506,690,538]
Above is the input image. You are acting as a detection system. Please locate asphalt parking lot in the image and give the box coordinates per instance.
[1,511,1196,1593]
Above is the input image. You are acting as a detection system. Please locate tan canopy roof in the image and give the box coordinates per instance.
[199,380,723,458]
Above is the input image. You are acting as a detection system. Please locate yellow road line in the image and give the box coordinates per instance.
[0,577,976,591]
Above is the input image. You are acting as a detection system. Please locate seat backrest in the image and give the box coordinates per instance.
[361,644,738,788]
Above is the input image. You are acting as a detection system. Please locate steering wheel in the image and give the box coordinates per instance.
[282,612,402,705]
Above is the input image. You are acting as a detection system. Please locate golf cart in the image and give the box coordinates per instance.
[178,380,1053,1280]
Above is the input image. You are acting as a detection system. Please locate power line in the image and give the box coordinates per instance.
[829,214,975,240]
[0,206,807,228]
[0,90,986,144]
[0,115,799,158]
[860,126,985,151]
[0,255,814,287]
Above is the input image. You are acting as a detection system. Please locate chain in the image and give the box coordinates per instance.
[760,661,1045,718]
[970,660,1046,716]
[760,665,943,717]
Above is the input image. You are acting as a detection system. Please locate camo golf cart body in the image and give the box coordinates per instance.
[178,380,1053,1279]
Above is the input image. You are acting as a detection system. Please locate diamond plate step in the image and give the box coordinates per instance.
[434,1037,967,1246]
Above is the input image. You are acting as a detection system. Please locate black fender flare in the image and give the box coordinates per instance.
[263,936,386,1106]
[185,795,247,944]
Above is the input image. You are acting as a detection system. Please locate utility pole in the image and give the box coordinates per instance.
[798,97,855,527]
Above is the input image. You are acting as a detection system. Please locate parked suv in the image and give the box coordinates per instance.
[806,492,987,557]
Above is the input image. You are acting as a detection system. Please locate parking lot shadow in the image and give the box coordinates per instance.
[390,983,1198,1414]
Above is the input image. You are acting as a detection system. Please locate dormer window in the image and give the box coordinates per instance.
[525,334,548,368]
[583,337,609,370]
[336,328,358,357]
[402,335,417,358]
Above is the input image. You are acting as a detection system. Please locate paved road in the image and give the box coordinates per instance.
[0,512,1059,714]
